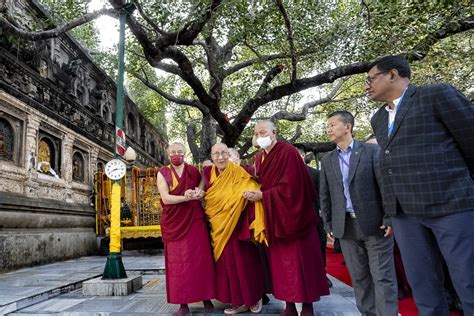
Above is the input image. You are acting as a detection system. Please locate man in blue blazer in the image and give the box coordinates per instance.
[320,111,398,316]
[367,55,474,316]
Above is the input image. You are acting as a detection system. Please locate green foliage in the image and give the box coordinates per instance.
[39,0,100,50]
[35,0,473,153]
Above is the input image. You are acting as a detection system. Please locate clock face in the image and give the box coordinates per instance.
[104,159,127,180]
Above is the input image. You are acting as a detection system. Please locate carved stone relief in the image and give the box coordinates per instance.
[72,151,85,182]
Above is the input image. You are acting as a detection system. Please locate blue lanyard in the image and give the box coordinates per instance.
[338,151,350,169]
[388,88,408,136]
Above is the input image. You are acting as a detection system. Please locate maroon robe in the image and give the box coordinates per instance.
[255,142,329,302]
[202,166,264,307]
[160,164,215,304]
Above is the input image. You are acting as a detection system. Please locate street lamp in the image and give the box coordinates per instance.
[102,1,136,279]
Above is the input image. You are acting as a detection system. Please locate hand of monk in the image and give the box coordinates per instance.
[194,187,205,199]
[184,188,205,200]
[243,190,262,202]
[184,189,195,200]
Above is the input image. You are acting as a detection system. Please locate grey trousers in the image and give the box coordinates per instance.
[340,217,398,316]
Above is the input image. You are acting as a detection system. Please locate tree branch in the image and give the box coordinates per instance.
[157,0,223,47]
[288,125,302,143]
[160,46,216,105]
[238,137,254,157]
[275,0,297,81]
[132,72,208,113]
[134,0,168,36]
[294,141,336,154]
[271,78,347,121]
[0,8,117,40]
[407,15,474,62]
[148,60,183,77]
[255,64,286,98]
[224,48,318,77]
[186,123,200,161]
[360,0,371,28]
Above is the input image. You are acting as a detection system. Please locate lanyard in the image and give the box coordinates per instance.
[338,151,350,169]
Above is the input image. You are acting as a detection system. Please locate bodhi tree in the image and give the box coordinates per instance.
[1,0,472,161]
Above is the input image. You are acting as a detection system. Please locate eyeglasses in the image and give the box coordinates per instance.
[169,150,184,155]
[365,71,387,85]
[212,151,229,158]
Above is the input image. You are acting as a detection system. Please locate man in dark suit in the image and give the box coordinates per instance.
[320,111,398,316]
[367,55,474,316]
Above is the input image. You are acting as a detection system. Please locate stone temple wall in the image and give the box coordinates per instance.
[0,0,167,271]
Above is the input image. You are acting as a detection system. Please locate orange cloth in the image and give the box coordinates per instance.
[205,162,267,261]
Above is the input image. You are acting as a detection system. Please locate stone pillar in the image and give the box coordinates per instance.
[90,147,99,185]
[23,115,40,198]
[62,134,74,202]
[62,134,74,183]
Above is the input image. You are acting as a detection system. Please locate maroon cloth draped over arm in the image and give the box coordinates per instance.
[160,164,203,242]
[255,142,317,244]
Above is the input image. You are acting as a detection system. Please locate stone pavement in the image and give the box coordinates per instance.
[0,250,359,315]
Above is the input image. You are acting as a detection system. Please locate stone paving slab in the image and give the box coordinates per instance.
[9,275,358,315]
[0,251,165,315]
[2,250,359,315]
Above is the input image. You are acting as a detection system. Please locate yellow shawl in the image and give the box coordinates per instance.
[205,161,267,261]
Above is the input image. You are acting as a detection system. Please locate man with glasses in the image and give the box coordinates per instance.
[367,55,474,316]
[243,121,329,316]
[200,143,265,314]
[157,142,215,316]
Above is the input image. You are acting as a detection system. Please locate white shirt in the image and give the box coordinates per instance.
[385,87,408,135]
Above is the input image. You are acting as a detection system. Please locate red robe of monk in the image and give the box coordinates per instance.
[159,164,215,304]
[202,165,264,307]
[255,141,329,303]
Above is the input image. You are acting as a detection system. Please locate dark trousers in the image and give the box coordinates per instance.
[391,210,474,316]
[317,219,327,266]
[340,217,398,316]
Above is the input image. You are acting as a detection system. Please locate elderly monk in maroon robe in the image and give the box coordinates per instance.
[243,121,330,316]
[157,142,215,316]
[201,143,265,314]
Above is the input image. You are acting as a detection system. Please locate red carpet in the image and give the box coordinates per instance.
[325,248,463,316]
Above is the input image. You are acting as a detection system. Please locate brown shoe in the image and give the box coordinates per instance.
[224,305,249,315]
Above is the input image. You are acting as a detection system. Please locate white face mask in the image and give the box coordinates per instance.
[256,136,273,149]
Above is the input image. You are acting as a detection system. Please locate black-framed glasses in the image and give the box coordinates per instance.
[212,151,229,158]
[365,71,387,85]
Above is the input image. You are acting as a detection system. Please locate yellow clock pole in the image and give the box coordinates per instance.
[102,2,135,279]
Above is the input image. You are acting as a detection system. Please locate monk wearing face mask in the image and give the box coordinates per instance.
[243,121,329,316]
[157,142,215,316]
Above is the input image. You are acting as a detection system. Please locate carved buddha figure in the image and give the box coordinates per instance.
[38,140,51,173]
[72,153,84,182]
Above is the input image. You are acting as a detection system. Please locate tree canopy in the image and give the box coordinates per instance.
[1,0,472,161]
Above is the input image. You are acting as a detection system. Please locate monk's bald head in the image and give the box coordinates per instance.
[255,120,276,132]
[211,143,228,154]
[167,142,185,154]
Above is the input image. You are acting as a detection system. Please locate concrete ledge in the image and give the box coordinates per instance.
[82,275,143,296]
